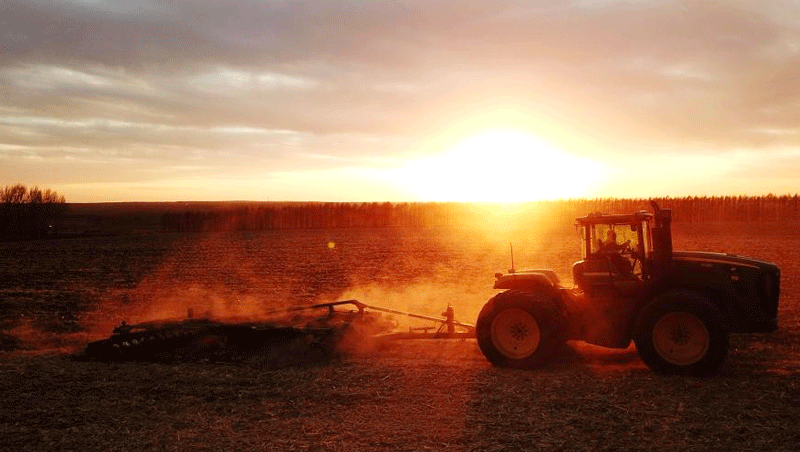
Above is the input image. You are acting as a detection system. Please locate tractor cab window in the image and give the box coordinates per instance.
[585,223,641,277]
[591,224,638,256]
[574,219,647,296]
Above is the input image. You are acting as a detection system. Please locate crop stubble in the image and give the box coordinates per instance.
[1,223,799,451]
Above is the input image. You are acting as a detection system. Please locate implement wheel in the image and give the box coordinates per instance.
[476,291,566,369]
[634,291,729,376]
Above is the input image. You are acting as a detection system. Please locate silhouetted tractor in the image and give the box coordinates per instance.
[476,202,780,375]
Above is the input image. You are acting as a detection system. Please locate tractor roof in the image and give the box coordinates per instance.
[574,210,653,226]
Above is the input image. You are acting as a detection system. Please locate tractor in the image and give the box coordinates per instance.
[476,202,781,375]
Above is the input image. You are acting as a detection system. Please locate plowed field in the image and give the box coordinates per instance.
[1,223,799,451]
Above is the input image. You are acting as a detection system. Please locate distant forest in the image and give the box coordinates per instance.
[157,195,800,233]
[5,194,800,239]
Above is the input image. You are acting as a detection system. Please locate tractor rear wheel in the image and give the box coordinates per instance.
[633,291,729,376]
[476,291,567,369]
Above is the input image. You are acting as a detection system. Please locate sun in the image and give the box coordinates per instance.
[396,129,607,202]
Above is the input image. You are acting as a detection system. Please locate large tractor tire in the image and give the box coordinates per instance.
[476,290,567,369]
[633,291,729,376]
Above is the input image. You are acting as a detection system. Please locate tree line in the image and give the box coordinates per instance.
[159,195,800,233]
[5,187,799,237]
[551,195,800,223]
[1,184,67,239]
[160,202,456,231]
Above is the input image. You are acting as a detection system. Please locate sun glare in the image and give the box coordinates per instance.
[395,129,607,202]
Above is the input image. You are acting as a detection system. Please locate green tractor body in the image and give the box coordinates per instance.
[478,203,780,375]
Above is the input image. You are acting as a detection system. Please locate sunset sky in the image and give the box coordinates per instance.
[2,0,800,202]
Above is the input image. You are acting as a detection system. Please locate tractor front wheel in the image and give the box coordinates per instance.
[476,291,567,369]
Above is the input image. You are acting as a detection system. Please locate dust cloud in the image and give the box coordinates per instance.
[7,204,587,358]
[5,319,88,356]
[337,282,484,331]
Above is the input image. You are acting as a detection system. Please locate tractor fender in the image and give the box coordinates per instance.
[493,271,560,298]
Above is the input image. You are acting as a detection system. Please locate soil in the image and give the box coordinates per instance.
[1,222,799,451]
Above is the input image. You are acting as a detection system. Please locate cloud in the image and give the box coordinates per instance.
[2,0,800,199]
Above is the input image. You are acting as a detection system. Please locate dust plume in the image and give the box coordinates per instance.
[565,342,647,373]
[336,282,487,331]
[8,212,578,358]
[77,230,348,339]
[4,319,88,356]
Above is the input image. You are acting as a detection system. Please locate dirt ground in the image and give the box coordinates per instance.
[2,223,800,451]
[2,336,800,451]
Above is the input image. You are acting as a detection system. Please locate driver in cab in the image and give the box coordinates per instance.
[601,230,630,254]
[599,230,634,275]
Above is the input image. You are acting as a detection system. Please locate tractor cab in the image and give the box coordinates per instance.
[572,210,660,298]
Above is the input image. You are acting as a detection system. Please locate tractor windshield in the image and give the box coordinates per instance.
[590,223,639,255]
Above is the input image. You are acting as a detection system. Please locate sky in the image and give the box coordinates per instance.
[1,0,800,202]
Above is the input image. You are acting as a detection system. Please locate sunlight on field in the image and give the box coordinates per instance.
[385,129,608,202]
[456,202,554,235]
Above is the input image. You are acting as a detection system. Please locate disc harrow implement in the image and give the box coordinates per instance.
[78,300,475,364]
